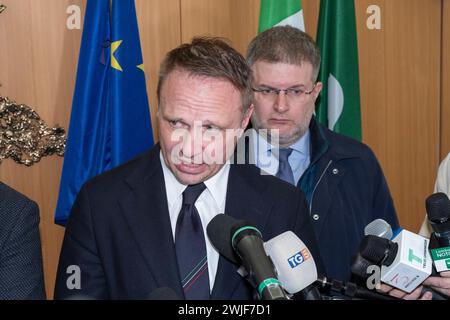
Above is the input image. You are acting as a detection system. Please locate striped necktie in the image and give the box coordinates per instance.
[175,182,210,299]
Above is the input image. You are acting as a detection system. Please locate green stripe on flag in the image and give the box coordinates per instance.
[259,0,304,32]
[315,0,362,141]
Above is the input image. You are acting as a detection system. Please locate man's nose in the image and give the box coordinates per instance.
[273,91,289,113]
[180,128,203,160]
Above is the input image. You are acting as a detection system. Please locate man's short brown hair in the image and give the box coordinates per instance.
[157,37,252,112]
[246,26,321,81]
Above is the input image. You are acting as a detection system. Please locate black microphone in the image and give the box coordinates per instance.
[351,219,396,283]
[358,235,398,267]
[350,235,398,286]
[315,276,400,300]
[148,287,180,300]
[206,214,239,264]
[351,253,375,280]
[207,214,288,300]
[426,193,450,276]
[426,192,450,247]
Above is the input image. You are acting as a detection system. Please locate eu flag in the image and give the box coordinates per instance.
[55,0,153,225]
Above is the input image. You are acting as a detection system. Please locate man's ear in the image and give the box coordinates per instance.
[241,104,254,129]
[313,82,323,100]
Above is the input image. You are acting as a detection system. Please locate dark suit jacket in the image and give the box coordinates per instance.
[0,182,46,299]
[54,144,322,299]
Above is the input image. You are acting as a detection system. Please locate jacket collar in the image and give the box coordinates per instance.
[120,144,185,298]
[309,116,362,163]
[309,116,330,166]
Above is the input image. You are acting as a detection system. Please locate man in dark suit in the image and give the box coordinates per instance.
[245,26,399,282]
[0,182,46,299]
[54,37,322,300]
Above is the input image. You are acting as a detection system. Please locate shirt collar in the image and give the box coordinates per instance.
[289,129,310,156]
[252,128,311,156]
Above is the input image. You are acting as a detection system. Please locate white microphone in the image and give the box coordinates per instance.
[359,230,432,293]
[264,231,398,300]
[381,230,432,293]
[263,231,318,294]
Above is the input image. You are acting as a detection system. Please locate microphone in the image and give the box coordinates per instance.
[207,214,288,300]
[426,193,450,273]
[208,216,396,300]
[354,232,432,293]
[263,231,321,300]
[148,287,180,300]
[358,235,398,267]
[314,276,400,300]
[351,252,375,280]
[364,218,394,239]
[351,218,394,281]
[206,213,239,264]
[263,231,398,300]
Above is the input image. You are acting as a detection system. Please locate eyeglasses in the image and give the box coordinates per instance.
[252,84,317,103]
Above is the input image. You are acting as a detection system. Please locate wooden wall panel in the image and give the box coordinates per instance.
[0,0,85,298]
[135,0,181,141]
[302,0,320,39]
[180,0,260,55]
[442,0,450,161]
[357,0,441,231]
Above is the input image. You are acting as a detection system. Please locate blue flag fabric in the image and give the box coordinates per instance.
[55,0,153,225]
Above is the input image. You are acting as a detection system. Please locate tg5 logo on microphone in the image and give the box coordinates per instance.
[287,248,311,268]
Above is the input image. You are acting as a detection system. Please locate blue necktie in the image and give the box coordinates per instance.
[276,148,295,185]
[175,183,210,300]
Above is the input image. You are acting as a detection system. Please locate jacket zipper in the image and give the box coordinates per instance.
[309,160,333,214]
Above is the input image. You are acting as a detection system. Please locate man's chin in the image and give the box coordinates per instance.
[174,173,208,186]
[172,165,209,185]
[265,129,297,144]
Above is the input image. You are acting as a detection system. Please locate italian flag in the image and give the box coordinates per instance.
[258,0,305,32]
[315,0,362,141]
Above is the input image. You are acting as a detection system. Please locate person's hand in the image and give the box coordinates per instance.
[377,283,433,300]
[423,271,450,297]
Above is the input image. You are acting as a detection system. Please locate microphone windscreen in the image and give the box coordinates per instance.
[264,231,318,294]
[351,254,374,279]
[206,214,239,264]
[426,192,450,223]
[364,219,393,239]
[359,235,398,266]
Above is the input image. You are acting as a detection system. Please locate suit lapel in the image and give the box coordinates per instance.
[211,164,272,299]
[119,146,184,298]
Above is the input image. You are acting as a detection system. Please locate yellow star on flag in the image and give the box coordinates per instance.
[111,40,123,72]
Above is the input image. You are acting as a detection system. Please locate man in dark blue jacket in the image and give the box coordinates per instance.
[0,182,46,299]
[246,26,399,282]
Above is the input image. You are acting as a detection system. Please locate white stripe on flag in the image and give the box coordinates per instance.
[275,10,305,31]
[327,73,344,131]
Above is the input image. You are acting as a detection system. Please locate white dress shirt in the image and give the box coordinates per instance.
[160,152,230,291]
